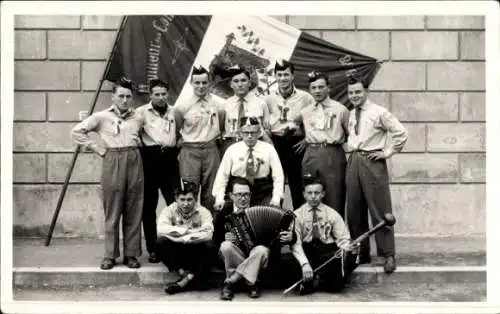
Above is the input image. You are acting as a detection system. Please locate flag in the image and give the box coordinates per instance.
[105,15,381,109]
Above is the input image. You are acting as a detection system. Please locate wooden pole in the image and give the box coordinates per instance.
[44,16,129,246]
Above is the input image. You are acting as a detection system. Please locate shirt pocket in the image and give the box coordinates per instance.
[308,115,325,130]
[364,116,380,132]
[185,112,203,127]
[302,218,313,233]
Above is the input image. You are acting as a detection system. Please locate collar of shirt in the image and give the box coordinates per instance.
[275,86,297,99]
[233,205,246,213]
[191,94,210,104]
[108,105,134,119]
[305,202,326,212]
[175,204,199,220]
[357,99,374,111]
[146,102,173,118]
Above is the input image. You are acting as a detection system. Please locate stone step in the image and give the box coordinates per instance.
[13,236,485,288]
[13,265,486,289]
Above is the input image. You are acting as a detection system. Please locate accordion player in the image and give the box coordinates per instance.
[224,205,296,255]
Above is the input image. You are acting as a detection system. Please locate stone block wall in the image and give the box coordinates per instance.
[13,15,485,237]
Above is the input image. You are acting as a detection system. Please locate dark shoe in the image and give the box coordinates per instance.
[358,255,372,264]
[383,256,396,274]
[164,282,184,295]
[191,276,211,291]
[148,252,159,263]
[100,258,116,270]
[123,256,141,269]
[298,281,315,295]
[247,283,261,299]
[220,283,234,301]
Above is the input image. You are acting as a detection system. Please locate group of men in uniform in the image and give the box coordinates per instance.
[71,58,408,299]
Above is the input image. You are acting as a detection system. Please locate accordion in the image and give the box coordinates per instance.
[225,205,295,255]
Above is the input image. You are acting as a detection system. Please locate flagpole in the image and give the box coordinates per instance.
[44,16,129,246]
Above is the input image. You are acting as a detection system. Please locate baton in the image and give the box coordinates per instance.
[283,213,396,295]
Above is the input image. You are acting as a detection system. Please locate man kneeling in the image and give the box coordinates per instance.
[288,173,359,294]
[155,180,215,294]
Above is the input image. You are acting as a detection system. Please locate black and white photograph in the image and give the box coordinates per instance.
[1,1,499,313]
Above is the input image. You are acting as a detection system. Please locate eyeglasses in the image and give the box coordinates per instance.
[232,192,251,199]
[241,131,260,137]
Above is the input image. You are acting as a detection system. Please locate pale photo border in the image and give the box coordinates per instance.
[1,1,499,313]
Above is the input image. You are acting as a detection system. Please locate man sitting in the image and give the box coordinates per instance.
[286,173,359,294]
[155,180,215,294]
[217,177,271,301]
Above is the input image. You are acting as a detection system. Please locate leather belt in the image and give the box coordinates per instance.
[307,142,342,148]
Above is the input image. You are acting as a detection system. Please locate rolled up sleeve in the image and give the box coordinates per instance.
[380,111,408,157]
[71,115,105,156]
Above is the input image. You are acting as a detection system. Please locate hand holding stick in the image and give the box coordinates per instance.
[282,213,396,295]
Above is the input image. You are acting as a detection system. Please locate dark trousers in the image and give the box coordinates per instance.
[221,137,239,156]
[178,142,220,212]
[140,146,180,255]
[268,240,355,291]
[346,151,395,258]
[101,147,144,259]
[271,134,305,209]
[155,237,216,278]
[302,145,347,218]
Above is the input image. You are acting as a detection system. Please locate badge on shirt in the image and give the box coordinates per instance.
[165,118,174,132]
[113,118,121,135]
[278,105,290,122]
[324,110,336,129]
[209,107,216,125]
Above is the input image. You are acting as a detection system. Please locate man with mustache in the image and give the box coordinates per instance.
[175,66,224,212]
[265,59,315,209]
[345,77,408,274]
[135,79,181,264]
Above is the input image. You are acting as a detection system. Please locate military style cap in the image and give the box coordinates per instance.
[192,65,209,75]
[274,58,294,73]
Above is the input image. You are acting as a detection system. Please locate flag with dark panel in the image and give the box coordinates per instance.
[104,15,381,109]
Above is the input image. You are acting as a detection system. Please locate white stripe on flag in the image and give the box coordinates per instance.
[175,15,301,106]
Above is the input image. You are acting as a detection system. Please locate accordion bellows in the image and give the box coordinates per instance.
[226,206,295,255]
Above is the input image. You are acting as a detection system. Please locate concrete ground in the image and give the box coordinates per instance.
[11,236,487,304]
[14,236,486,267]
[14,282,486,302]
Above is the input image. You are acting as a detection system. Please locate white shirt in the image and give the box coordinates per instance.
[222,93,270,138]
[346,99,408,156]
[212,140,284,205]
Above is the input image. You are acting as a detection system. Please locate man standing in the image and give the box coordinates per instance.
[155,180,215,294]
[213,117,284,209]
[71,78,144,269]
[135,79,180,264]
[295,71,350,217]
[345,77,408,274]
[287,174,358,294]
[220,64,272,154]
[175,66,224,212]
[217,178,270,300]
[266,59,315,209]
